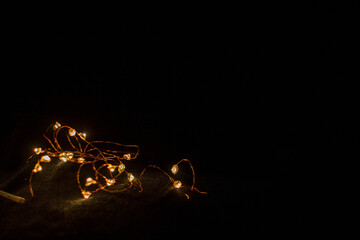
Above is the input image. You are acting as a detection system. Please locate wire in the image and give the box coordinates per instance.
[28,122,207,200]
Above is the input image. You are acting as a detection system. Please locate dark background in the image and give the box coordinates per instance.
[0,2,359,238]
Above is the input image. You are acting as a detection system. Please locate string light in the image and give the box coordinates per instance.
[68,128,76,136]
[118,163,125,172]
[27,122,207,200]
[82,191,92,199]
[127,173,135,182]
[79,132,86,140]
[171,165,179,174]
[123,153,131,160]
[173,180,182,189]
[34,148,42,155]
[107,164,117,173]
[40,155,51,163]
[66,152,74,159]
[59,152,67,162]
[106,178,116,186]
[53,121,61,130]
[85,177,97,187]
[33,163,42,172]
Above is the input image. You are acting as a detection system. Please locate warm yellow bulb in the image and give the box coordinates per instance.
[34,148,42,155]
[68,128,76,136]
[107,164,117,172]
[53,121,61,130]
[106,179,116,186]
[78,157,85,163]
[66,152,74,159]
[59,152,67,162]
[33,163,42,173]
[171,165,179,174]
[85,177,97,187]
[123,153,131,160]
[173,180,182,189]
[82,191,92,199]
[40,155,51,163]
[79,132,86,140]
[127,173,134,182]
[118,163,125,172]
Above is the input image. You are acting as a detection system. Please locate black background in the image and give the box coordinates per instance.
[1,2,359,238]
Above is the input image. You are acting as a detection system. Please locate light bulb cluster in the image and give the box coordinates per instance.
[28,122,206,200]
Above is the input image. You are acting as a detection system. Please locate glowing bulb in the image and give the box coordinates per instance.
[53,121,61,130]
[171,165,179,174]
[79,132,86,140]
[106,179,116,186]
[173,180,182,189]
[33,163,42,173]
[34,148,42,155]
[59,152,67,162]
[107,164,117,172]
[40,155,51,163]
[123,153,131,160]
[82,191,91,199]
[78,157,85,163]
[66,152,74,159]
[118,163,125,172]
[127,173,134,182]
[85,177,97,187]
[68,128,76,136]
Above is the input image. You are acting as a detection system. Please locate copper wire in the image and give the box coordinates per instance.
[28,122,207,200]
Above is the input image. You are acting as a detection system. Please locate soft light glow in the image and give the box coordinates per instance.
[85,177,97,187]
[106,179,116,186]
[40,155,51,163]
[59,152,67,162]
[79,132,86,140]
[123,153,131,160]
[33,163,42,172]
[66,152,74,159]
[127,173,134,182]
[82,191,92,199]
[53,121,61,130]
[118,163,125,172]
[173,180,182,189]
[78,157,85,163]
[34,148,42,155]
[171,165,179,174]
[107,164,117,172]
[68,128,76,136]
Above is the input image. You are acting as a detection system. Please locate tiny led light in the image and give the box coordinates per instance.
[68,128,76,136]
[82,191,92,199]
[106,179,116,186]
[107,164,117,172]
[127,173,134,182]
[123,153,131,160]
[78,157,85,163]
[34,148,42,155]
[33,163,42,173]
[79,132,86,140]
[173,180,182,189]
[66,152,74,159]
[85,177,97,187]
[171,165,179,174]
[118,163,125,172]
[59,152,67,162]
[40,155,51,163]
[53,121,61,130]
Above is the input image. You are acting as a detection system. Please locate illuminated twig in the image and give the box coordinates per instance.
[28,122,206,200]
[0,190,25,203]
